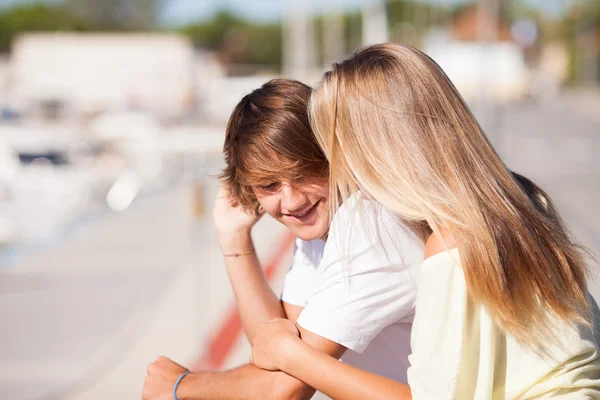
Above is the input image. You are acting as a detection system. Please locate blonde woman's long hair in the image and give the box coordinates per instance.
[309,43,590,346]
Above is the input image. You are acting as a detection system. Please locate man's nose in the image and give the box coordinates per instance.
[281,183,307,213]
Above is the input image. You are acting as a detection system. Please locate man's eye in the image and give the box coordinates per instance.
[260,183,279,190]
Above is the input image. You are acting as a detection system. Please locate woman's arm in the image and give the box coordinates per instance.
[285,338,412,400]
[251,319,412,400]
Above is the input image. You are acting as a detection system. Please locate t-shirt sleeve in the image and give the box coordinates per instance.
[280,238,322,307]
[296,199,421,353]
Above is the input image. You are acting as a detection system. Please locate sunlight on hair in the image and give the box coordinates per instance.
[310,43,591,348]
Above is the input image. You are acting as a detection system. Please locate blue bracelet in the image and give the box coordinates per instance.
[173,371,191,400]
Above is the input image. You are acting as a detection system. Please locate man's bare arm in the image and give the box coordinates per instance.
[175,364,309,400]
[213,185,288,340]
[160,325,346,400]
[220,231,288,340]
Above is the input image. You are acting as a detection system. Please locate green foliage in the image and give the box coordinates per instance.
[64,0,160,30]
[344,11,362,53]
[0,3,94,52]
[4,0,593,70]
[179,11,247,49]
[244,23,282,65]
[556,1,600,84]
[178,11,282,66]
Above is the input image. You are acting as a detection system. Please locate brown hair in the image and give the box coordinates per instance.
[221,79,328,213]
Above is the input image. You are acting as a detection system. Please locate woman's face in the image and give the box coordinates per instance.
[253,177,330,241]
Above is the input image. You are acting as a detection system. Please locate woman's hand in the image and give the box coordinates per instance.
[251,318,301,371]
[213,183,263,250]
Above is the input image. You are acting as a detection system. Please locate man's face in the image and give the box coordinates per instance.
[253,177,329,241]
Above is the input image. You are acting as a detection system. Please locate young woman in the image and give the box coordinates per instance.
[250,43,600,399]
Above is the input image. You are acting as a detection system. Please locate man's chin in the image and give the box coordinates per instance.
[289,226,327,242]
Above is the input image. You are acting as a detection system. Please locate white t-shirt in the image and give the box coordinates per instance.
[408,248,600,399]
[281,196,424,383]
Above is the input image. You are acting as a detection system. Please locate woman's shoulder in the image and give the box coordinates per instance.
[424,230,456,259]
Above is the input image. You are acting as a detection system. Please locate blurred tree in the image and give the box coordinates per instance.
[387,0,448,46]
[64,0,164,30]
[314,11,363,65]
[559,1,600,84]
[179,11,282,68]
[0,3,93,53]
[244,23,282,66]
[344,11,362,52]
[179,11,247,50]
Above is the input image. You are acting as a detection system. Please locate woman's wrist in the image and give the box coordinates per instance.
[278,334,306,373]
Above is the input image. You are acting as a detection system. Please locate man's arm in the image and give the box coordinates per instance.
[213,185,287,340]
[178,364,309,400]
[219,231,287,340]
[143,326,347,400]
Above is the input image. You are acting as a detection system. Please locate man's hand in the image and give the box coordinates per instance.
[142,356,189,400]
[213,183,263,249]
[251,318,301,371]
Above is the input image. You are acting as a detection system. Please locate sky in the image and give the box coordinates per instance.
[0,0,577,27]
[159,0,576,27]
[160,0,364,25]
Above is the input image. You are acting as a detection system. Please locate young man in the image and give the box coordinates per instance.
[142,79,424,400]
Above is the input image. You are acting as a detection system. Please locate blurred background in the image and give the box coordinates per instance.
[0,0,598,398]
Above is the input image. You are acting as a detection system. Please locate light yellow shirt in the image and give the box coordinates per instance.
[408,249,600,399]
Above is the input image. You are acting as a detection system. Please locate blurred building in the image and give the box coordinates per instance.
[8,33,197,119]
[423,5,529,103]
[451,4,513,42]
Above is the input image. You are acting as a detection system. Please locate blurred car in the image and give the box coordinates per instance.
[17,149,71,166]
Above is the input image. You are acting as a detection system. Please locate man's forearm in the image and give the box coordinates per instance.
[219,232,286,340]
[177,363,314,400]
